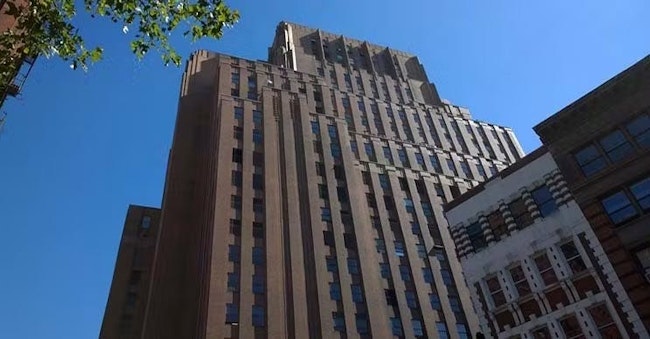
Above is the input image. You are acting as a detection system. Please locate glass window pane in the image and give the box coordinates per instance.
[601,191,638,224]
[630,177,650,210]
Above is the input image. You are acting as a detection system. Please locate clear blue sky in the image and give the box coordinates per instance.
[0,0,648,338]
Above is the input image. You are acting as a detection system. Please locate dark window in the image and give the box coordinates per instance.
[436,322,449,339]
[601,190,638,225]
[415,153,425,167]
[328,125,338,138]
[509,198,533,229]
[390,317,403,336]
[323,231,335,246]
[252,247,264,265]
[225,303,239,324]
[441,269,453,285]
[330,143,341,158]
[405,291,417,309]
[348,258,359,274]
[316,162,325,176]
[252,174,264,190]
[228,245,240,262]
[232,148,243,163]
[487,211,507,240]
[252,110,262,124]
[252,305,265,327]
[446,159,457,176]
[311,121,320,134]
[531,185,557,217]
[383,146,393,164]
[476,164,486,178]
[231,170,242,186]
[466,222,486,251]
[449,296,462,315]
[534,254,558,286]
[423,268,434,283]
[626,115,650,148]
[253,151,264,166]
[318,184,328,199]
[395,241,405,257]
[412,319,424,337]
[344,233,356,250]
[330,282,342,300]
[234,106,243,120]
[398,148,409,167]
[334,166,346,180]
[509,265,531,297]
[253,275,264,294]
[380,263,390,278]
[362,171,371,185]
[559,314,584,339]
[456,324,470,339]
[231,195,241,209]
[351,284,364,303]
[416,244,427,258]
[231,88,240,97]
[429,154,442,173]
[599,130,634,163]
[560,241,587,274]
[253,198,264,213]
[460,161,473,179]
[486,276,505,307]
[430,293,441,310]
[233,126,243,140]
[227,272,239,291]
[630,177,650,211]
[375,238,386,253]
[385,289,398,306]
[589,304,620,337]
[326,256,338,272]
[321,207,332,221]
[356,314,369,334]
[399,265,411,281]
[333,312,345,332]
[574,144,607,177]
[252,129,263,143]
[404,198,415,213]
[384,195,395,210]
[252,222,263,238]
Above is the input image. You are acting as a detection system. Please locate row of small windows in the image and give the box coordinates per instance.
[574,113,649,177]
[225,303,265,327]
[466,185,557,251]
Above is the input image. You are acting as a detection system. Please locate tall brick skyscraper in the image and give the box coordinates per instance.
[101,22,525,338]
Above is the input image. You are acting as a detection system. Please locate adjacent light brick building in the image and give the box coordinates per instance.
[445,147,647,338]
[101,21,526,338]
[535,55,650,333]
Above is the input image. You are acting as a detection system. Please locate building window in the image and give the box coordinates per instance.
[441,269,453,285]
[356,314,369,334]
[380,263,390,278]
[403,290,417,309]
[351,284,364,303]
[253,275,264,294]
[436,322,449,339]
[531,326,551,338]
[385,289,398,306]
[252,247,264,265]
[588,304,620,337]
[326,256,338,272]
[574,144,607,177]
[449,296,462,315]
[395,241,405,257]
[375,238,386,253]
[423,268,434,284]
[487,211,507,240]
[466,222,486,251]
[228,245,239,262]
[227,272,239,291]
[330,283,342,300]
[231,195,241,209]
[415,153,425,167]
[460,161,473,179]
[599,130,634,163]
[333,312,345,332]
[456,323,470,339]
[430,293,441,310]
[252,305,265,327]
[321,207,332,222]
[399,265,411,281]
[324,231,335,246]
[233,126,243,140]
[348,258,359,274]
[330,143,342,158]
[140,216,151,230]
[626,114,650,148]
[559,314,583,339]
[252,174,264,190]
[378,173,390,189]
[404,198,415,214]
[486,276,506,307]
[252,110,262,124]
[531,185,557,217]
[311,121,320,134]
[476,164,486,178]
[601,190,638,225]
[509,198,533,229]
[252,129,263,144]
[390,317,403,336]
[412,319,424,337]
[416,244,427,258]
[560,241,587,274]
[509,265,531,297]
[398,148,409,167]
[231,170,242,186]
[429,154,442,173]
[252,222,263,238]
[534,253,558,286]
[630,177,650,211]
[446,159,458,176]
[383,146,393,164]
[350,140,358,155]
[225,303,239,324]
[253,198,264,213]
[328,125,338,138]
[364,142,375,160]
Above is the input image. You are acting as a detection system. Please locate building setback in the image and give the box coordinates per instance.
[101,21,526,338]
[535,55,650,332]
[445,147,647,338]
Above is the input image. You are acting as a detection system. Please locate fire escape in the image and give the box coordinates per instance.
[1,54,36,107]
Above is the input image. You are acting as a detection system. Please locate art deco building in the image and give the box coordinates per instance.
[101,21,525,338]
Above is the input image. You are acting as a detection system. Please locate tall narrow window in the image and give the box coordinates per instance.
[560,241,587,274]
[534,253,558,286]
[531,185,557,217]
[486,276,506,307]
